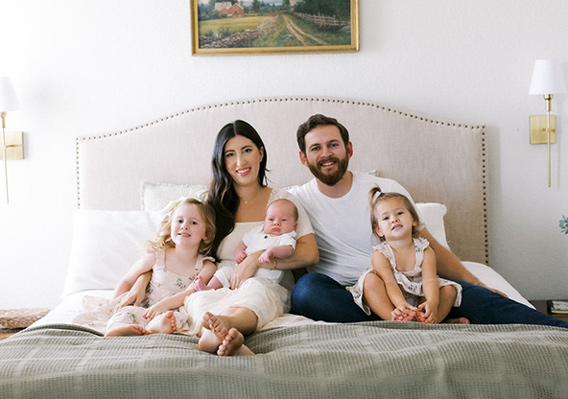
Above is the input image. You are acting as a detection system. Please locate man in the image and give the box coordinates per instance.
[288,114,567,328]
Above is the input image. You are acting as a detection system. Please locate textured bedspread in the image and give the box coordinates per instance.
[1,321,567,399]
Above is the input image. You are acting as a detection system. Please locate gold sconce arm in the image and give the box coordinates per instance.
[529,94,555,187]
[1,112,24,204]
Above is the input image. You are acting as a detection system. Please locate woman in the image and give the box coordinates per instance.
[190,120,318,356]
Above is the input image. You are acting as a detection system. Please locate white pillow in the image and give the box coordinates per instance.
[61,210,163,297]
[462,261,534,308]
[141,181,208,211]
[415,202,450,250]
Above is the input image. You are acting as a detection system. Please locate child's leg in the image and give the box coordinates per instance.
[105,323,150,336]
[438,285,463,323]
[145,311,177,334]
[193,276,224,291]
[362,273,396,320]
[198,308,257,356]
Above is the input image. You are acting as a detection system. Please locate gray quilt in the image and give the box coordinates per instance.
[1,321,567,399]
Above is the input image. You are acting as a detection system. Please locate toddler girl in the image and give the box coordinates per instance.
[348,186,462,323]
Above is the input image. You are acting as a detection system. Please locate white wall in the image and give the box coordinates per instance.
[1,0,567,310]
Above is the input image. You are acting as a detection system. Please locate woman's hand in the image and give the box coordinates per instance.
[230,251,261,289]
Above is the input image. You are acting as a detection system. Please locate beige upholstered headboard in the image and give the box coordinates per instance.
[76,96,488,264]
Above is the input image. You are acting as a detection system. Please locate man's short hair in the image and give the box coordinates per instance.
[296,114,350,153]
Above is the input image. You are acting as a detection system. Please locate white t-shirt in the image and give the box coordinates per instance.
[288,171,415,286]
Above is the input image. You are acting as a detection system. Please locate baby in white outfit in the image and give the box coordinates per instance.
[194,198,298,290]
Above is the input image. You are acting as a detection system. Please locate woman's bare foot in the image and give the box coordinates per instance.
[198,312,227,353]
[105,323,150,337]
[146,311,177,334]
[218,327,254,356]
[197,312,254,356]
[444,317,470,324]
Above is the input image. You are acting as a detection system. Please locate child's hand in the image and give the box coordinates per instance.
[391,302,417,321]
[143,301,170,320]
[114,290,145,313]
[416,301,438,324]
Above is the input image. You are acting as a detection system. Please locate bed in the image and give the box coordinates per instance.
[1,96,567,399]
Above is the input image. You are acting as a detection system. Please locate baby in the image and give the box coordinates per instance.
[194,198,298,290]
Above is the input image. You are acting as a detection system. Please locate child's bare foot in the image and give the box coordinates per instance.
[105,324,150,337]
[444,317,470,324]
[218,327,254,356]
[146,311,177,334]
[391,309,416,322]
[193,276,209,292]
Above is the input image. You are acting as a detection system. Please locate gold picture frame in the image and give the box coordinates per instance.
[190,0,359,56]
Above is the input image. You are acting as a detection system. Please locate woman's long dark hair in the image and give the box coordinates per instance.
[207,120,268,258]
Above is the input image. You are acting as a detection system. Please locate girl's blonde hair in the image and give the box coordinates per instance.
[368,185,423,241]
[147,198,216,256]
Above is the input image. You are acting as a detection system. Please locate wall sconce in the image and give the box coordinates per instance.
[0,77,23,204]
[529,59,567,187]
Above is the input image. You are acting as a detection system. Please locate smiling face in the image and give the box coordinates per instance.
[263,199,298,236]
[170,203,208,250]
[300,124,352,186]
[374,197,417,242]
[223,134,264,189]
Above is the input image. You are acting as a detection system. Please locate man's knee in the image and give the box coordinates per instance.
[292,273,321,304]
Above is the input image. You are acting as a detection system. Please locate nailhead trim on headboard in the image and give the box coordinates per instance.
[76,96,488,264]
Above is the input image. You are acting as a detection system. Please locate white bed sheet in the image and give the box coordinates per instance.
[33,262,533,332]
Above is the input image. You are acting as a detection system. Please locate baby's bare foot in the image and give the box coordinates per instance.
[193,276,209,292]
[146,311,177,334]
[105,324,150,337]
[218,328,254,356]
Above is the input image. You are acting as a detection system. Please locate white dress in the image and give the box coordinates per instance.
[348,238,462,315]
[73,251,213,333]
[178,188,313,336]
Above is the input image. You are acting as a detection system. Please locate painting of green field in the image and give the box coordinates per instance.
[199,15,272,36]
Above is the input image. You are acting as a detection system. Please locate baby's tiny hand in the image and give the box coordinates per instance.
[257,252,272,264]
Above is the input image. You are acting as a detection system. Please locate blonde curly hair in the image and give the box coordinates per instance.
[147,198,216,256]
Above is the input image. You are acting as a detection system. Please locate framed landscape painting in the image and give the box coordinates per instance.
[190,0,359,56]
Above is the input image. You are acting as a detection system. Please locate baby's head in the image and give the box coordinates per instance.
[153,198,216,255]
[263,198,298,236]
[368,186,423,241]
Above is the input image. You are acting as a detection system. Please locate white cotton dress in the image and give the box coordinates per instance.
[348,238,462,315]
[72,250,213,333]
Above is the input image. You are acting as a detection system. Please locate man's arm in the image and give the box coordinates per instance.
[420,228,508,297]
[419,228,483,285]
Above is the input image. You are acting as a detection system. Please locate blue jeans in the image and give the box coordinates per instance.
[291,272,568,328]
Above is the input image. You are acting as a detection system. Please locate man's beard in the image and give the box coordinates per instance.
[306,155,349,186]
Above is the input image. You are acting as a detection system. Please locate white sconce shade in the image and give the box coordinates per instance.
[529,59,568,95]
[0,77,21,112]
